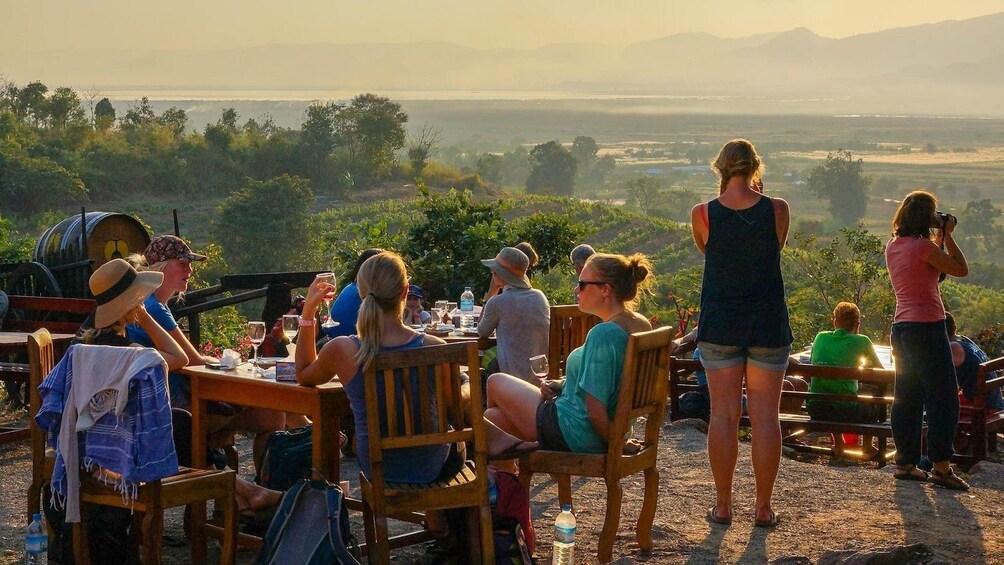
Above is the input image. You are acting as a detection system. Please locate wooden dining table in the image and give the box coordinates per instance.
[181,362,350,480]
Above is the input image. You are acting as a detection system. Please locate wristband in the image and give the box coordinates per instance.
[298,317,315,327]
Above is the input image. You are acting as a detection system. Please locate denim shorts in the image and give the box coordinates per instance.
[697,341,792,373]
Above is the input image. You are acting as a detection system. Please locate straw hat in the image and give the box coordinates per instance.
[89,258,164,329]
[481,247,531,289]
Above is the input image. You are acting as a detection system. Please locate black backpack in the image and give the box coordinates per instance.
[256,424,313,491]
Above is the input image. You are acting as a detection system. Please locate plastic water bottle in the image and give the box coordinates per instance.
[24,513,47,565]
[553,504,575,565]
[487,473,499,509]
[459,286,475,329]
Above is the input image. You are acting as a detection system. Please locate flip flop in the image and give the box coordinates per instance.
[754,510,781,528]
[929,469,969,491]
[488,440,539,461]
[706,506,732,526]
[894,467,930,482]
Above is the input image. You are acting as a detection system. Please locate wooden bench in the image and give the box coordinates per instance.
[669,356,898,467]
[955,355,1004,468]
[3,295,95,334]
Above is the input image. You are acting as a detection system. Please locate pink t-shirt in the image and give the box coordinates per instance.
[885,236,945,323]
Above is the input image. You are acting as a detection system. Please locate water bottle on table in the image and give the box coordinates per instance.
[460,286,475,330]
[553,503,575,565]
[24,512,47,564]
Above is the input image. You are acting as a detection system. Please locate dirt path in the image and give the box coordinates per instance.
[1,417,1001,564]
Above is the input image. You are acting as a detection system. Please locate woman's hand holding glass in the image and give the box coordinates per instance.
[529,354,549,380]
[305,273,337,328]
[315,272,339,328]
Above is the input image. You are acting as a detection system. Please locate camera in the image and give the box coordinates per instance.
[935,211,956,228]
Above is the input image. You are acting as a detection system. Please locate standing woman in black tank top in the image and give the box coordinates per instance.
[690,139,793,528]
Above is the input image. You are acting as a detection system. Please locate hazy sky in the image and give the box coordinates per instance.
[4,1,1002,51]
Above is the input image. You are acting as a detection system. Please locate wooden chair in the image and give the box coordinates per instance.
[29,337,238,565]
[26,329,57,521]
[358,341,494,564]
[519,326,673,564]
[546,304,601,379]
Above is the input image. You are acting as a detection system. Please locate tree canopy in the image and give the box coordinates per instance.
[806,149,871,225]
[526,140,577,196]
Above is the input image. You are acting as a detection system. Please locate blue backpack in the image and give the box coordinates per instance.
[253,479,361,565]
[256,424,313,491]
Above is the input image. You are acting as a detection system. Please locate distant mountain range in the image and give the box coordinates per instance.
[3,12,1003,115]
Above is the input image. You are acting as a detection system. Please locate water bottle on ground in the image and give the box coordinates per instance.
[24,513,47,565]
[459,286,475,329]
[553,503,575,565]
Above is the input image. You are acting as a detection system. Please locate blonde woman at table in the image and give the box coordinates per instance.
[483,252,653,472]
[294,252,536,531]
[886,190,969,490]
[690,139,792,528]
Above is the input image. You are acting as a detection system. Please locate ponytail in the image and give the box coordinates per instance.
[354,294,383,371]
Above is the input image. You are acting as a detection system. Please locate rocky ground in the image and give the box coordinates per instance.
[1,410,1001,564]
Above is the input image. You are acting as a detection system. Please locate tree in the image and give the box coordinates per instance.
[806,149,871,225]
[211,175,317,273]
[94,98,116,131]
[475,153,503,185]
[120,97,156,131]
[526,141,577,196]
[46,87,85,129]
[960,199,1003,254]
[406,124,441,179]
[157,107,188,138]
[16,81,49,126]
[339,93,408,183]
[570,135,598,167]
[625,176,661,212]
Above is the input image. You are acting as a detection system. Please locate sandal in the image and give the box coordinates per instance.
[706,506,732,526]
[929,468,969,491]
[753,509,781,528]
[894,465,929,482]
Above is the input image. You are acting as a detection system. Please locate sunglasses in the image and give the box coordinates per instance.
[577,280,608,291]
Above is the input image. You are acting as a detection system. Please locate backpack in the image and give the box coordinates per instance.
[491,467,535,553]
[493,517,533,565]
[256,424,313,491]
[254,479,361,565]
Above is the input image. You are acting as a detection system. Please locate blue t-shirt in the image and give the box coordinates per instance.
[126,295,190,406]
[323,282,363,339]
[555,322,629,453]
[126,295,177,346]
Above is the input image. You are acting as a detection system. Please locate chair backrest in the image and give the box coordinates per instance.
[547,305,600,379]
[607,327,674,457]
[362,341,486,489]
[27,329,55,476]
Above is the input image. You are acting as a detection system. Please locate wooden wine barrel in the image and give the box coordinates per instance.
[32,212,150,298]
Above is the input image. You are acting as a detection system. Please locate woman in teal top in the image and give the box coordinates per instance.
[485,252,654,458]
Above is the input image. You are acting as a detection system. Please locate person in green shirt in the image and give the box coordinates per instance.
[807,302,885,455]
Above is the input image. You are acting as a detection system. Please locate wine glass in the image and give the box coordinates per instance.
[529,354,549,380]
[247,321,266,366]
[434,300,448,325]
[316,272,339,328]
[282,314,299,342]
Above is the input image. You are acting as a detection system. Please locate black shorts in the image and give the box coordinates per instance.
[535,399,572,452]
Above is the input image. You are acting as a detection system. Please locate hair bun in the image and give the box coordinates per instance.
[629,257,649,283]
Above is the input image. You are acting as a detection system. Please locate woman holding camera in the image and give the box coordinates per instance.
[886,190,969,489]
